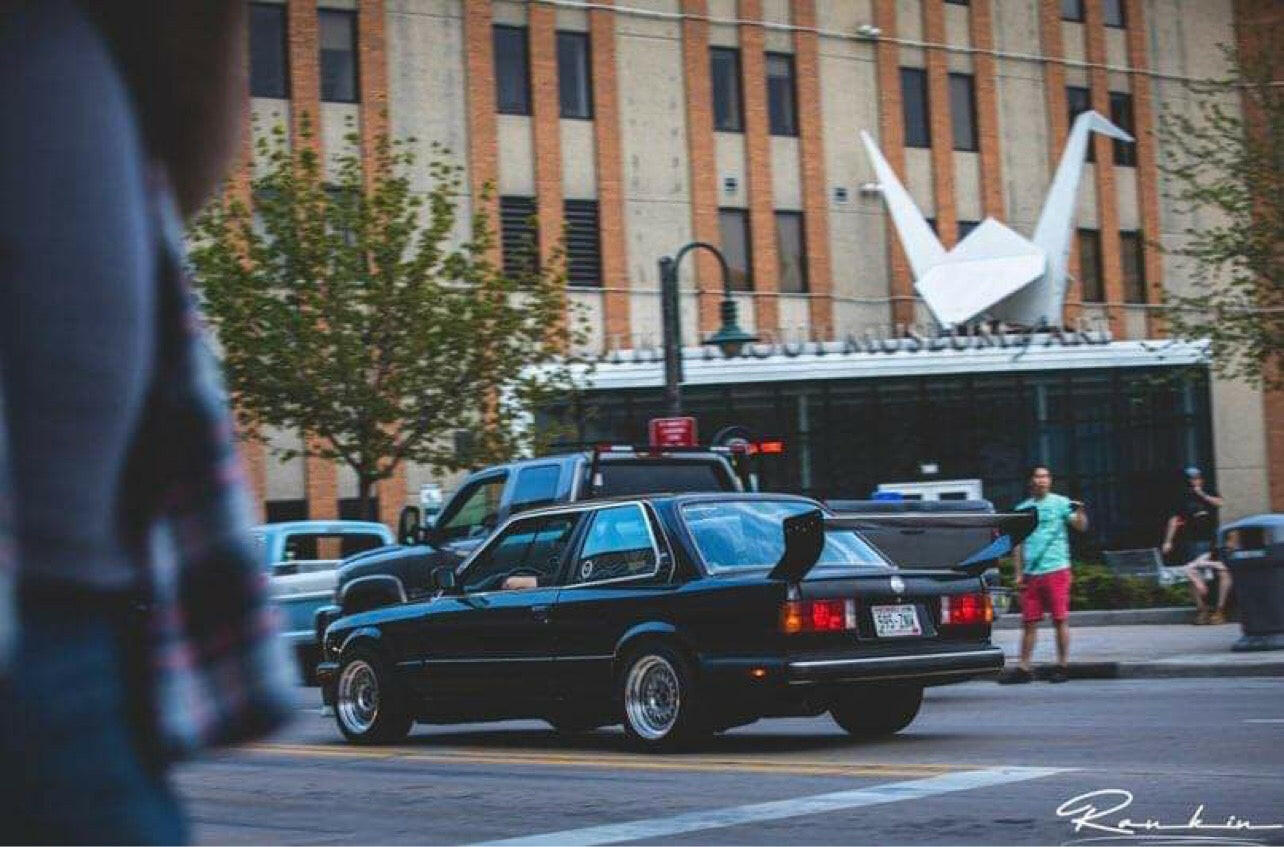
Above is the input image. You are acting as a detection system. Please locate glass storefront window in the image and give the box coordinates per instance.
[562,366,1212,551]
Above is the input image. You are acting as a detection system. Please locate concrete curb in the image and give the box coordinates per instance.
[1117,661,1284,679]
[993,606,1199,629]
[991,660,1284,681]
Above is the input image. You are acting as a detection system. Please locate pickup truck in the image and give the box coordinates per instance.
[310,447,743,661]
[251,520,395,683]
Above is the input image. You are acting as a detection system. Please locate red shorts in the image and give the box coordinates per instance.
[1021,568,1072,623]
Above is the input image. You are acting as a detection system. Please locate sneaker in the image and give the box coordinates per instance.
[1047,665,1069,683]
[1210,610,1227,625]
[998,667,1033,685]
[1194,609,1211,625]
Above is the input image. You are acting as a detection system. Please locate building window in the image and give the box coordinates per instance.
[1121,231,1146,303]
[901,67,930,149]
[494,25,531,115]
[1104,0,1126,27]
[500,196,538,277]
[564,199,601,286]
[958,219,980,239]
[557,31,592,119]
[945,0,969,4]
[775,211,807,294]
[948,73,978,151]
[1109,91,1136,166]
[766,53,798,137]
[1077,228,1104,303]
[1061,0,1085,22]
[718,208,753,291]
[1066,85,1095,162]
[249,3,288,98]
[319,9,358,103]
[264,498,307,523]
[711,48,743,132]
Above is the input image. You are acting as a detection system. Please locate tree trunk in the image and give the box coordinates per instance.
[359,476,379,523]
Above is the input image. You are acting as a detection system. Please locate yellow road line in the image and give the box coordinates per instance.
[239,742,963,779]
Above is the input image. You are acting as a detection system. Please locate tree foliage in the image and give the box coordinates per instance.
[1158,32,1284,388]
[189,117,587,516]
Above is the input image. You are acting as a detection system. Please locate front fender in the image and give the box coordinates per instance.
[333,625,386,659]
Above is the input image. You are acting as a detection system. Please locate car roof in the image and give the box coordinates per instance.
[467,450,731,475]
[252,520,392,533]
[509,491,822,518]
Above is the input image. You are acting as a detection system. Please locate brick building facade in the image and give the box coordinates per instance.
[236,0,1284,537]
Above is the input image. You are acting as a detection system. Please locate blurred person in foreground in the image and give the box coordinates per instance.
[0,1,293,842]
[999,465,1088,685]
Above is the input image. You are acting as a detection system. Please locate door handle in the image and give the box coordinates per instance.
[531,604,551,622]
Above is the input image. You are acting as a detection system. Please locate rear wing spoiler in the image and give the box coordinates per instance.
[768,508,1037,582]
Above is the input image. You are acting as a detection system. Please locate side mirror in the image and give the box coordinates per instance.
[398,506,423,546]
[431,565,457,593]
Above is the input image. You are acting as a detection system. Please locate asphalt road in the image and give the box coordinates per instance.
[175,678,1284,845]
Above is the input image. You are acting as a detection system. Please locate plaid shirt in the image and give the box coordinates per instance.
[0,173,293,760]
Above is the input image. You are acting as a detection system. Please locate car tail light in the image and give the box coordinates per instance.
[780,598,857,634]
[940,592,993,625]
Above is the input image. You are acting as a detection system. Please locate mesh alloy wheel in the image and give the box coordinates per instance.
[624,655,681,740]
[619,645,709,751]
[333,647,413,744]
[337,659,380,736]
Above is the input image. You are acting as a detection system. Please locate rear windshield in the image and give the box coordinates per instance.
[281,532,387,563]
[594,460,734,496]
[681,500,888,572]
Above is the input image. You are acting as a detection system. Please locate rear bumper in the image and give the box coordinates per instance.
[785,646,1004,685]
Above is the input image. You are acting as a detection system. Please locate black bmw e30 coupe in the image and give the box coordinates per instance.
[317,493,1034,750]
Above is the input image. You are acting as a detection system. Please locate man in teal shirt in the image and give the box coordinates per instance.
[1001,465,1088,684]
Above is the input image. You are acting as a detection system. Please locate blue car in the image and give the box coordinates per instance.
[251,520,395,683]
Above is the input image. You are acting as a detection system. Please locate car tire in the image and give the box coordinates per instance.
[618,644,708,752]
[334,646,413,745]
[829,685,923,738]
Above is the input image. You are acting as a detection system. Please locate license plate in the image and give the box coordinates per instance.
[871,604,922,638]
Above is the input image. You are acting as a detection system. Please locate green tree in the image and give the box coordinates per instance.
[1158,33,1284,387]
[190,117,587,520]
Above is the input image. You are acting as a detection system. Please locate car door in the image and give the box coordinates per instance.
[432,472,509,561]
[410,510,583,712]
[547,503,674,704]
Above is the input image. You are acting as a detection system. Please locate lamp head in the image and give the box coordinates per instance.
[706,298,758,358]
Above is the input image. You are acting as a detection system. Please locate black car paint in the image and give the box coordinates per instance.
[318,494,1006,727]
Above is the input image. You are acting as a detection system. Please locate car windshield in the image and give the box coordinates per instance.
[681,500,889,572]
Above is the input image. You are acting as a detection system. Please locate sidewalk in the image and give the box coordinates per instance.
[990,621,1284,679]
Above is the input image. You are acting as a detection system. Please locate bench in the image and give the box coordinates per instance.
[1102,548,1187,586]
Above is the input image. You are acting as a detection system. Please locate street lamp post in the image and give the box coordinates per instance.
[657,242,758,417]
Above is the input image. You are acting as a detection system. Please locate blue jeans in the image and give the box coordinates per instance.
[0,603,187,844]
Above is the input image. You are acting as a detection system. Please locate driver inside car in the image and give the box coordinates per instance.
[496,516,576,591]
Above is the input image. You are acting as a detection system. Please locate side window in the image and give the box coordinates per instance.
[510,464,562,514]
[461,513,580,592]
[572,505,659,585]
[437,475,508,543]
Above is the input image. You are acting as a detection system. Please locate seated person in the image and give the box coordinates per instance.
[1185,547,1232,626]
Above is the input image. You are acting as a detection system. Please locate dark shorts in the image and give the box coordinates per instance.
[0,604,187,845]
[1184,540,1213,562]
[1021,568,1073,623]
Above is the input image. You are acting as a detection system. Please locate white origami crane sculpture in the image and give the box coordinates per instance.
[861,110,1134,328]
